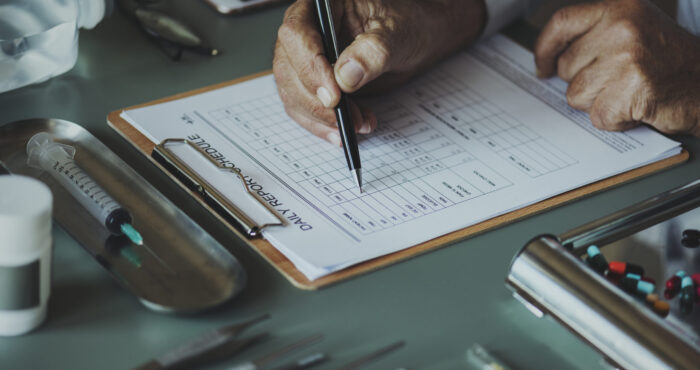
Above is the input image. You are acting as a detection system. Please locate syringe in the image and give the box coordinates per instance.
[26,132,144,246]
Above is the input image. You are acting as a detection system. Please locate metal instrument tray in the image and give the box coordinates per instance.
[0,118,246,313]
[507,179,700,369]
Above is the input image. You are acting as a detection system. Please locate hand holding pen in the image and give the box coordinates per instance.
[274,1,377,147]
[272,0,486,143]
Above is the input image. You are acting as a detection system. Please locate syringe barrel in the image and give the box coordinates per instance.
[26,133,130,234]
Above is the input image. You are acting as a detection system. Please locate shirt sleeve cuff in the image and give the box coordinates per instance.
[482,0,529,37]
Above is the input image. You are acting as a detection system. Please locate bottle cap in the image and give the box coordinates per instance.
[0,175,52,263]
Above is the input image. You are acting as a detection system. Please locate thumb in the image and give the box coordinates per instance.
[334,31,404,93]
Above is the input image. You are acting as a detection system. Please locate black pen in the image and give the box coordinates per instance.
[314,0,363,192]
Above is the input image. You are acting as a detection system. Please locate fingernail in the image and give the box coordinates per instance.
[327,131,341,146]
[359,121,371,134]
[338,59,364,89]
[317,86,332,108]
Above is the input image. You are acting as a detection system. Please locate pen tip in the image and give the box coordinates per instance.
[351,168,362,192]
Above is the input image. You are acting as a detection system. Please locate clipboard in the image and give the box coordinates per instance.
[107,70,689,290]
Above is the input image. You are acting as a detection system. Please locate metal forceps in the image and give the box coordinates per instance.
[133,314,270,370]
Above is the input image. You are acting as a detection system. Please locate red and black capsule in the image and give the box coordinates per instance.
[608,261,644,276]
[664,270,687,299]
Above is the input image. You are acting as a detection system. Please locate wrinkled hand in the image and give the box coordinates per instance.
[535,0,700,137]
[273,0,486,145]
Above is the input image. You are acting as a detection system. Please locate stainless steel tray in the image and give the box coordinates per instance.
[506,179,700,369]
[0,118,246,313]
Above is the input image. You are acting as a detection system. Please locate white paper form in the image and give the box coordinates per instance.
[121,35,681,280]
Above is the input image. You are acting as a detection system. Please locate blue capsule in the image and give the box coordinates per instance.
[621,276,655,296]
[637,280,655,295]
[587,245,601,256]
[681,276,694,289]
[680,276,696,314]
[585,245,608,274]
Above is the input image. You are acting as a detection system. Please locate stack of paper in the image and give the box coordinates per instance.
[121,35,681,280]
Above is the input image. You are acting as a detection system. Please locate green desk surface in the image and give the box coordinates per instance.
[1,2,698,369]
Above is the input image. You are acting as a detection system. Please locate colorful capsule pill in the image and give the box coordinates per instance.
[628,273,655,286]
[652,300,670,318]
[637,281,655,295]
[609,261,644,276]
[680,276,695,314]
[692,274,700,303]
[620,277,655,296]
[692,273,700,286]
[585,245,608,274]
[665,270,687,293]
[681,229,700,248]
[606,272,623,285]
[644,294,669,317]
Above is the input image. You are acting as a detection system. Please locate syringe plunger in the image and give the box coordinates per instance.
[26,133,143,245]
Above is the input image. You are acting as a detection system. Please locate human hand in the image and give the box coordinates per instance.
[273,0,486,144]
[535,0,700,137]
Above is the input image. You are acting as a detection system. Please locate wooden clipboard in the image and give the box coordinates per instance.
[107,70,689,290]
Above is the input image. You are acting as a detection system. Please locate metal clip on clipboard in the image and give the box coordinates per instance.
[152,138,284,238]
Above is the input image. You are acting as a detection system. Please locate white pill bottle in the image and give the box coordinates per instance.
[0,175,53,336]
